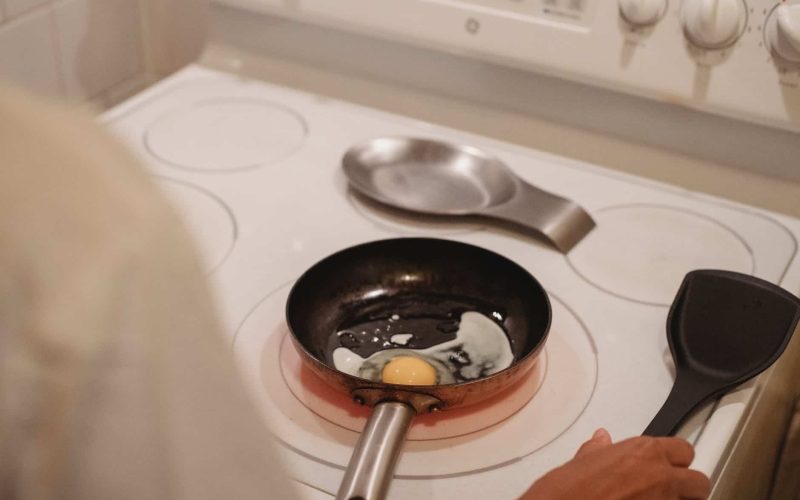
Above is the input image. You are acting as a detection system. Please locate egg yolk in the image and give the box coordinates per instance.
[381,356,437,385]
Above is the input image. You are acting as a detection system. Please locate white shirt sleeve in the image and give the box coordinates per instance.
[0,85,300,500]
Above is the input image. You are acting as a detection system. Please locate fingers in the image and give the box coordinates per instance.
[654,437,695,467]
[675,468,711,499]
[638,437,707,498]
[622,436,696,467]
[574,428,613,458]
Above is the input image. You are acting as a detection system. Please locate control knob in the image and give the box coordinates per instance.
[766,3,800,63]
[681,0,746,49]
[619,0,667,26]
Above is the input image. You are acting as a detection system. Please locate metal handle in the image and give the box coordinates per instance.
[336,401,416,500]
[486,181,595,253]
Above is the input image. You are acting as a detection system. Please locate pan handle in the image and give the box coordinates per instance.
[336,401,416,500]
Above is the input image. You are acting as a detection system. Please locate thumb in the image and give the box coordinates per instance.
[574,428,612,458]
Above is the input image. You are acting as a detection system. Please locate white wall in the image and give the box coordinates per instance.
[0,0,207,109]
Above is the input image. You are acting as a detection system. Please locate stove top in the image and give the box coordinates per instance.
[105,64,800,499]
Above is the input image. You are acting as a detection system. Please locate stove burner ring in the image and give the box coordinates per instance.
[568,204,755,306]
[145,98,307,172]
[155,177,236,273]
[233,283,597,478]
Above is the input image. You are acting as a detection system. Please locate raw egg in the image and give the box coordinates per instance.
[332,311,514,385]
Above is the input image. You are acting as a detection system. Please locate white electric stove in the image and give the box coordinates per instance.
[104,63,800,499]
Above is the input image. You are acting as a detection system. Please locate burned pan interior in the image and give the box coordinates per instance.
[285,238,551,405]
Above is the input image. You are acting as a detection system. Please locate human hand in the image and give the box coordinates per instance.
[520,429,711,499]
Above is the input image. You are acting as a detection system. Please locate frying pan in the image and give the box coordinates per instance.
[286,238,551,500]
[644,269,800,436]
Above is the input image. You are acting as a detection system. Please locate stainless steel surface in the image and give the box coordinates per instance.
[485,182,597,255]
[708,321,800,500]
[343,137,595,252]
[336,401,416,500]
[770,397,800,499]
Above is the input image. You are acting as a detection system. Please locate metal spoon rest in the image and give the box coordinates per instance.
[342,137,595,252]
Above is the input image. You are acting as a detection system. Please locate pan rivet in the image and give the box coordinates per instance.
[354,396,365,406]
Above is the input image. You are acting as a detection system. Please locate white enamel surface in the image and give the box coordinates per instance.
[293,480,334,500]
[145,98,307,171]
[681,0,745,49]
[347,190,482,236]
[619,0,666,26]
[567,205,755,305]
[105,65,800,499]
[690,381,755,474]
[156,178,236,272]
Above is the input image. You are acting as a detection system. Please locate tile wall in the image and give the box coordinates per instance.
[0,0,149,109]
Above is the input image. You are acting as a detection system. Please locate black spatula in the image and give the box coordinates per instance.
[644,269,800,437]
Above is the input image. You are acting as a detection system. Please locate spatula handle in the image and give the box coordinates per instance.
[643,375,717,437]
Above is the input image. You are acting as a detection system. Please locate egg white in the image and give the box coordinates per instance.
[332,311,514,385]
